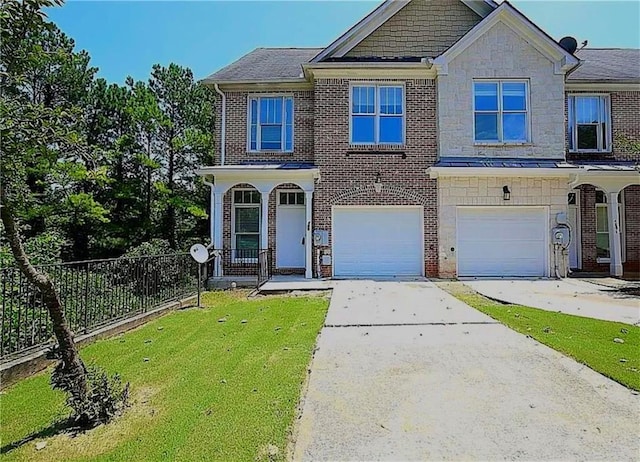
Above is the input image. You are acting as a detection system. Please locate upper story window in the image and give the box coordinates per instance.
[248,96,293,152]
[473,80,529,143]
[568,94,611,152]
[351,85,404,145]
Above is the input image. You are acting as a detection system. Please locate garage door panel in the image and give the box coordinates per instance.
[457,208,547,277]
[333,207,423,277]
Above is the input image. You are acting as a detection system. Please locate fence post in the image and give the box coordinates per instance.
[83,262,89,333]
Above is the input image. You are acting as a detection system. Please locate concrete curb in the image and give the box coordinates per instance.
[0,295,197,389]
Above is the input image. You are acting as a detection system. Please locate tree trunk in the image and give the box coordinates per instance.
[0,195,87,400]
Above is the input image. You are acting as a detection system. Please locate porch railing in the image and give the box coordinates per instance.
[206,248,273,287]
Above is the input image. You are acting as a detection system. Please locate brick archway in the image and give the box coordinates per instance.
[330,184,429,206]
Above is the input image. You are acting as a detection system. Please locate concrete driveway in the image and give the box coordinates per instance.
[292,280,639,461]
[466,279,640,325]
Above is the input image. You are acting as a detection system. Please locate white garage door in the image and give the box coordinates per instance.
[457,207,547,277]
[333,207,423,277]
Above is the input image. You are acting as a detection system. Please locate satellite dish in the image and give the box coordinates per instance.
[190,244,210,263]
[559,36,578,54]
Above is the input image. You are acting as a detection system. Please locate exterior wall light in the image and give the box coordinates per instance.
[374,172,383,193]
[503,185,511,201]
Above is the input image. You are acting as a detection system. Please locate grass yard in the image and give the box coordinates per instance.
[1,290,330,461]
[440,282,640,391]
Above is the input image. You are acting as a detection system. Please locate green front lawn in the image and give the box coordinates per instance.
[440,282,640,391]
[1,291,330,461]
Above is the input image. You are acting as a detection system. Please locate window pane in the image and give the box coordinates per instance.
[474,113,499,141]
[568,97,575,150]
[474,82,498,111]
[285,124,293,151]
[261,125,282,150]
[502,82,526,110]
[379,116,403,143]
[234,190,243,203]
[596,233,610,259]
[577,125,598,150]
[250,125,257,151]
[366,87,375,113]
[236,234,259,251]
[380,87,403,115]
[250,99,258,124]
[284,97,293,124]
[352,115,375,143]
[248,191,261,204]
[595,190,606,204]
[296,192,305,205]
[279,192,288,205]
[352,86,375,114]
[235,207,259,233]
[576,97,600,124]
[596,206,608,232]
[503,113,527,141]
[260,97,283,124]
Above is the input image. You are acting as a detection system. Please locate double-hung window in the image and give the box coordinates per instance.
[248,96,293,152]
[568,94,611,152]
[351,85,404,144]
[474,80,529,143]
[233,189,261,260]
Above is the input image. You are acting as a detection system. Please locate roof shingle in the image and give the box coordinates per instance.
[570,48,640,82]
[203,48,322,82]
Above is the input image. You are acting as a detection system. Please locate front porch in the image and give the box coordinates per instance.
[197,164,320,283]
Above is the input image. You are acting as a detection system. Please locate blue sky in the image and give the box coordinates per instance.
[47,1,640,84]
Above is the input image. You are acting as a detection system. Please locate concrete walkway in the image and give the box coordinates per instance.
[466,279,640,325]
[293,280,639,461]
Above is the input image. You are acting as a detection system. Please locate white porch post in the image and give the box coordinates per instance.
[608,191,623,277]
[304,191,313,279]
[260,192,269,251]
[213,191,224,277]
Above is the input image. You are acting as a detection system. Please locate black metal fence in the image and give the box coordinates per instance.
[1,253,197,361]
[204,248,273,287]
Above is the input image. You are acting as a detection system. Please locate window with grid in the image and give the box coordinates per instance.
[248,96,293,152]
[351,85,404,145]
[233,190,261,259]
[474,80,529,143]
[568,95,611,152]
[278,191,305,206]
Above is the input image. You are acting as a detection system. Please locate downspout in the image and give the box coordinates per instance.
[213,83,226,166]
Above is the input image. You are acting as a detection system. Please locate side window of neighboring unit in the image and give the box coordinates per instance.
[568,94,611,152]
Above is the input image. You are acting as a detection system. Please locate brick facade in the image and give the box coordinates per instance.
[345,0,481,59]
[216,90,314,165]
[312,78,439,277]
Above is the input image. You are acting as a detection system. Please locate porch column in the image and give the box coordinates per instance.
[213,192,224,277]
[260,192,269,251]
[305,191,313,279]
[608,191,623,277]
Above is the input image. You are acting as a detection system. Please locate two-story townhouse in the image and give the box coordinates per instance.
[197,0,639,282]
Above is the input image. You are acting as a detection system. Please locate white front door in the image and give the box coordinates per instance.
[276,191,306,268]
[457,207,548,277]
[567,191,581,269]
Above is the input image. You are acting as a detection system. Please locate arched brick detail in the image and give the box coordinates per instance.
[330,184,429,206]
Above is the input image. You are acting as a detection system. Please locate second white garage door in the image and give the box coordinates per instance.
[457,207,548,277]
[333,207,423,277]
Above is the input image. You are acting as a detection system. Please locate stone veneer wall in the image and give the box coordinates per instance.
[437,21,566,159]
[438,176,568,277]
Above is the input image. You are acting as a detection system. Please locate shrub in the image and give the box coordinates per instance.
[51,363,129,428]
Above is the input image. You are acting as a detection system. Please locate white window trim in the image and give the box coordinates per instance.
[349,82,406,146]
[231,188,261,263]
[472,79,531,145]
[568,93,612,153]
[246,94,294,153]
[277,189,305,207]
[595,189,626,264]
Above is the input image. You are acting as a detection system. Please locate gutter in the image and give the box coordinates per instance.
[213,83,226,166]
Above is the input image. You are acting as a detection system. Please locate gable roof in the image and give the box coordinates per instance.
[202,48,322,83]
[431,1,580,75]
[569,48,640,82]
[311,0,497,62]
